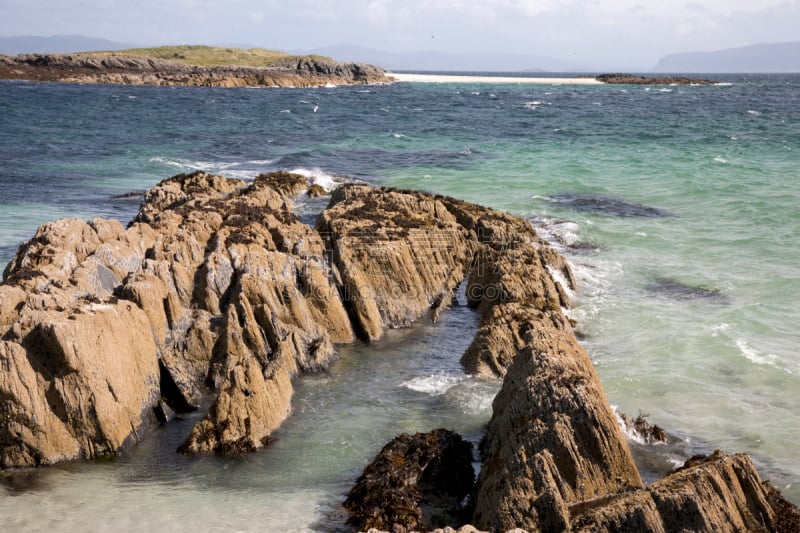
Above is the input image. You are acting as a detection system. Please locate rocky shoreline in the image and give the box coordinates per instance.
[0,172,797,531]
[0,52,393,87]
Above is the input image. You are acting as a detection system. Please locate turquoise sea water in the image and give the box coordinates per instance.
[0,75,798,529]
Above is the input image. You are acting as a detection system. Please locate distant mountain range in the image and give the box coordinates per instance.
[304,44,604,73]
[2,35,799,73]
[654,42,800,73]
[0,35,136,55]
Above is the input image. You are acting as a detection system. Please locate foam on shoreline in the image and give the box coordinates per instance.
[388,72,604,85]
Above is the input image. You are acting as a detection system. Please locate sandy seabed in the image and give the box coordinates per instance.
[389,72,603,84]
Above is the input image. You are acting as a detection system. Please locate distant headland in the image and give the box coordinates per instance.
[0,45,722,87]
[0,45,393,87]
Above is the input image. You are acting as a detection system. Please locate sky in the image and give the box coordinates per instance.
[1,0,798,67]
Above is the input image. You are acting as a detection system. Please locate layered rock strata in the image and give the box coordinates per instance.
[0,52,393,87]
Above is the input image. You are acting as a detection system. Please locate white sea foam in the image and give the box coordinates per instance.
[393,133,409,139]
[401,373,466,396]
[546,265,576,303]
[736,339,790,373]
[711,323,731,337]
[288,167,339,191]
[531,215,580,248]
[714,156,728,163]
[611,406,666,446]
[149,157,275,180]
[747,110,762,116]
[451,386,496,415]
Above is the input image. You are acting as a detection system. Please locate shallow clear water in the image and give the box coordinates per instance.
[1,75,799,527]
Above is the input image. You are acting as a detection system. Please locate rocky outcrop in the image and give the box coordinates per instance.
[571,451,777,531]
[0,170,355,463]
[596,73,717,85]
[1,174,575,464]
[439,196,576,379]
[344,429,475,532]
[317,185,476,341]
[471,327,643,532]
[2,170,796,532]
[0,52,393,87]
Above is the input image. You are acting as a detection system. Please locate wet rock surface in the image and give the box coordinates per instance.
[0,52,393,87]
[344,429,475,532]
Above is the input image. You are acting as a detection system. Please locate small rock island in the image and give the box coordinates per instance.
[0,45,393,87]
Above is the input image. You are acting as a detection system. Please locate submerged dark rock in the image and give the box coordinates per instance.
[344,429,474,532]
[548,193,673,218]
[645,277,729,303]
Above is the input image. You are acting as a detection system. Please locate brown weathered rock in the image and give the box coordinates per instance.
[0,301,159,466]
[437,196,576,379]
[344,429,475,532]
[317,185,475,341]
[471,327,643,532]
[3,169,797,533]
[571,451,777,532]
[0,170,355,463]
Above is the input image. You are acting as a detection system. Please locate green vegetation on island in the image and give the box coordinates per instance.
[95,45,332,68]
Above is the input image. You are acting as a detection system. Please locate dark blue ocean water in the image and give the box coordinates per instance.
[1,75,799,528]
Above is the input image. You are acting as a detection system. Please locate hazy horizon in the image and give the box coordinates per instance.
[1,1,798,69]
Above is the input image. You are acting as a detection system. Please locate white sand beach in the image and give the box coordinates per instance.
[388,72,604,84]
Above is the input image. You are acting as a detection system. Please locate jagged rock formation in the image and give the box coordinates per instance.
[1,171,796,532]
[471,327,643,532]
[595,73,717,85]
[0,52,393,87]
[440,197,576,379]
[316,185,476,341]
[344,429,475,532]
[571,451,777,531]
[0,174,573,464]
[0,171,356,462]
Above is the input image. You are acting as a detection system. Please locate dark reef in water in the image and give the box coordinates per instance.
[646,277,730,303]
[597,73,718,85]
[548,193,673,218]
